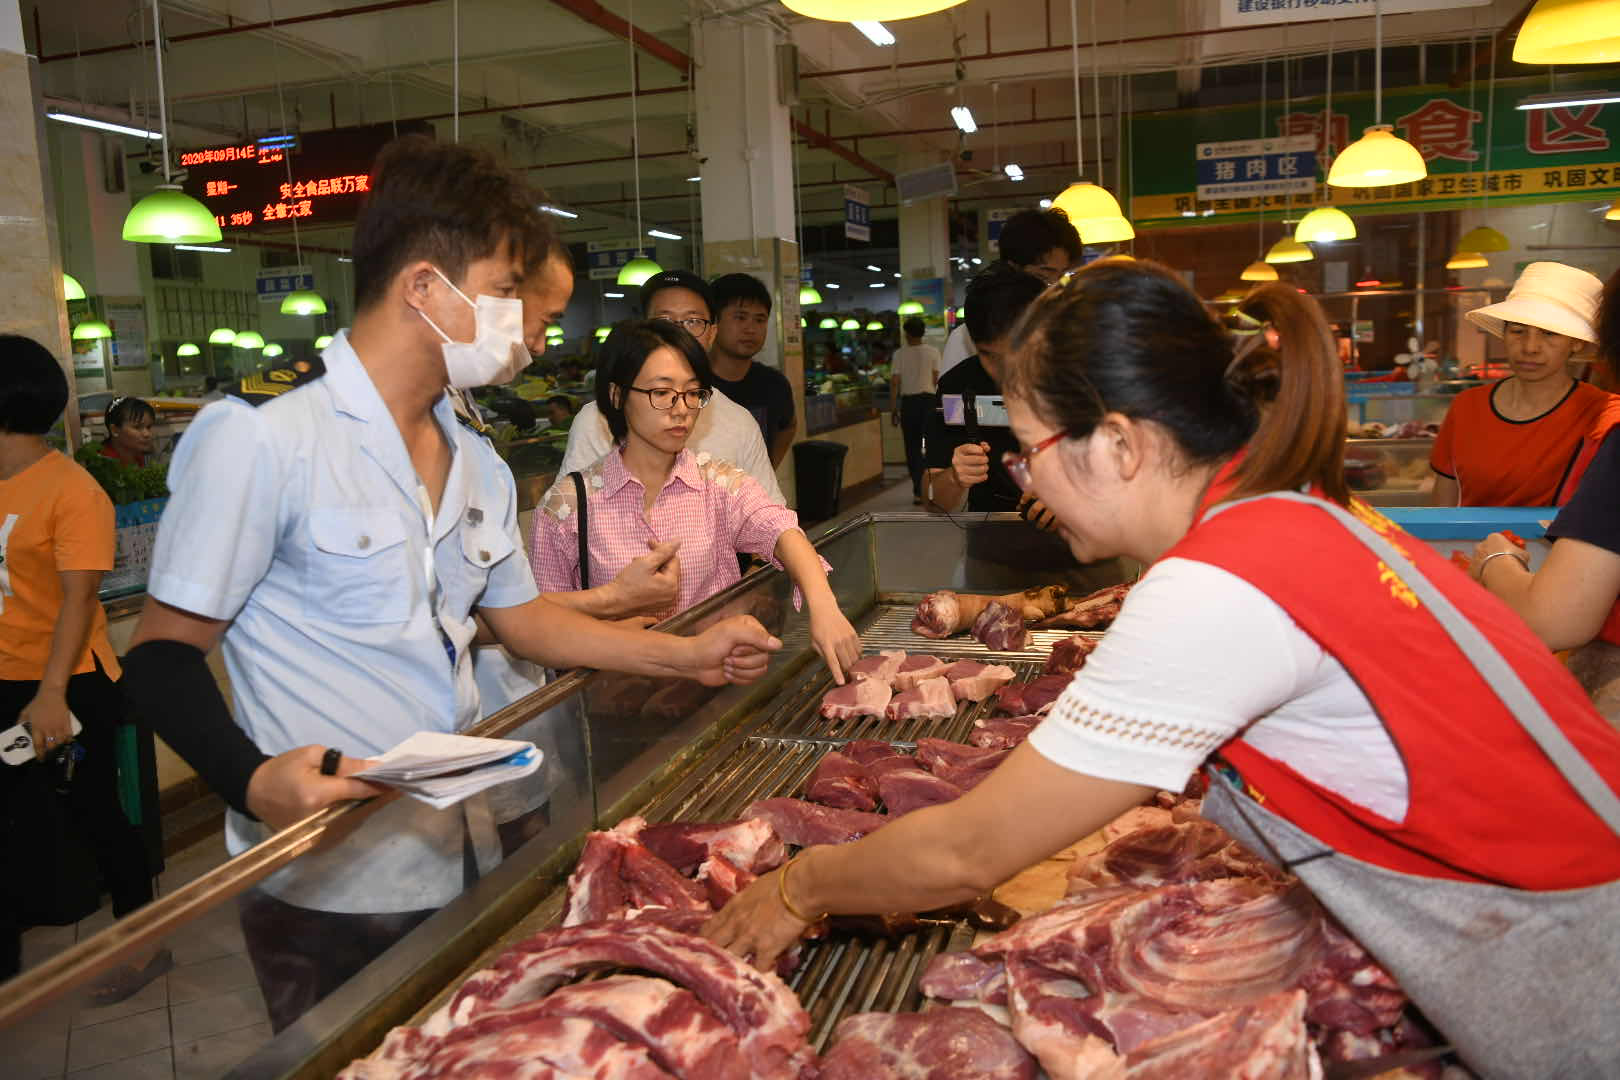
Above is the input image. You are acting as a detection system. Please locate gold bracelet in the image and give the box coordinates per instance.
[778,852,829,924]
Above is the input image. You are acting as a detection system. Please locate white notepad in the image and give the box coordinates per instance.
[355,731,542,810]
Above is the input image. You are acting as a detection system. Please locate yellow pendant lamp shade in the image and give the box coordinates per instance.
[63,273,87,301]
[1079,216,1135,244]
[897,299,925,316]
[1607,202,1620,221]
[781,0,966,20]
[1513,0,1620,63]
[208,327,237,345]
[1241,260,1280,282]
[616,257,663,287]
[1457,225,1510,252]
[233,330,265,350]
[314,334,334,350]
[122,185,222,244]
[1265,237,1315,264]
[1327,126,1427,188]
[72,320,112,341]
[1446,250,1490,270]
[176,343,200,357]
[280,290,328,316]
[1051,181,1127,234]
[799,284,824,305]
[1294,206,1357,243]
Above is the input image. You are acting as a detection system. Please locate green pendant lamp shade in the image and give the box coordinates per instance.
[1457,226,1510,253]
[280,290,328,316]
[208,327,238,345]
[897,300,925,316]
[799,284,824,305]
[176,342,200,357]
[616,257,663,287]
[594,325,612,341]
[72,320,112,341]
[1294,207,1357,243]
[840,317,860,330]
[233,330,265,350]
[818,317,838,329]
[314,334,334,350]
[866,320,884,331]
[122,186,222,244]
[261,343,285,358]
[954,306,965,320]
[63,273,87,301]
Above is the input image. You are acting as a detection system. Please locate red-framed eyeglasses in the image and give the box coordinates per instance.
[1002,430,1067,491]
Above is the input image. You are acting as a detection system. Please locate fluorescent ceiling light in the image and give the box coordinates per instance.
[950,106,977,134]
[852,21,895,46]
[1004,163,1025,181]
[825,282,841,289]
[971,257,982,265]
[893,272,901,278]
[604,291,625,298]
[1516,90,1620,110]
[686,175,701,182]
[647,228,683,240]
[46,111,160,140]
[869,282,885,288]
[539,204,579,218]
[1039,198,1053,208]
[865,264,883,273]
[337,256,353,263]
[174,244,231,253]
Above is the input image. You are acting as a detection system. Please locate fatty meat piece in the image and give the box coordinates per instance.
[970,715,1040,751]
[911,591,964,639]
[742,797,889,847]
[636,818,786,876]
[1066,820,1286,892]
[943,660,1018,702]
[886,676,957,721]
[1044,634,1100,676]
[876,766,965,816]
[972,601,1029,652]
[992,673,1071,716]
[1120,990,1318,1080]
[848,649,907,685]
[341,1011,675,1080]
[820,1008,1038,1080]
[821,677,892,720]
[893,654,951,692]
[804,750,880,812]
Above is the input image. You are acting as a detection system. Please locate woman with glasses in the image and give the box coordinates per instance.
[530,320,861,683]
[706,262,1620,1078]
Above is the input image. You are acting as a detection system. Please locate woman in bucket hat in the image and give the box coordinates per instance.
[1430,261,1617,507]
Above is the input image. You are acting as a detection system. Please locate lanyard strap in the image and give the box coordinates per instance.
[570,471,590,591]
[1203,490,1620,838]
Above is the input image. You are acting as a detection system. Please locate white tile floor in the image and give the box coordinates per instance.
[10,838,271,1080]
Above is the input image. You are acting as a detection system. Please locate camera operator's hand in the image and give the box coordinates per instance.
[950,441,991,490]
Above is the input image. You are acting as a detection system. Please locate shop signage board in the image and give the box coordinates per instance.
[104,300,149,371]
[844,184,872,243]
[1131,72,1620,227]
[586,238,656,281]
[1196,136,1316,200]
[1216,0,1488,29]
[256,267,315,302]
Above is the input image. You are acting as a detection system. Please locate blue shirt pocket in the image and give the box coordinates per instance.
[305,508,412,623]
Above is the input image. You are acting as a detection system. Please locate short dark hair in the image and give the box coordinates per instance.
[106,396,157,429]
[965,264,1047,345]
[544,394,574,413]
[711,273,772,317]
[0,334,68,435]
[997,208,1083,268]
[597,320,713,443]
[352,135,554,312]
[903,317,925,339]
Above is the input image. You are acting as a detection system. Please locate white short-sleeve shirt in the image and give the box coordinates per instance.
[940,324,975,377]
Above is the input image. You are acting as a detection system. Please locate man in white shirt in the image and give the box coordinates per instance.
[889,316,940,503]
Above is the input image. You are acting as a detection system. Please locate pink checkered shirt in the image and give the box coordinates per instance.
[530,447,809,620]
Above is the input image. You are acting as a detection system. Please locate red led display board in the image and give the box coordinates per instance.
[178,120,431,233]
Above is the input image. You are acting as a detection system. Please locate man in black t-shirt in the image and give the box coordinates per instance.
[709,273,797,467]
[924,265,1049,515]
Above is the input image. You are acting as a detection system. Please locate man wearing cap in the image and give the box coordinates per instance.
[559,269,784,501]
[1431,261,1617,507]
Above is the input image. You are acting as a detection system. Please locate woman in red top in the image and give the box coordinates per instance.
[1429,262,1612,507]
[706,261,1620,1079]
[97,396,156,467]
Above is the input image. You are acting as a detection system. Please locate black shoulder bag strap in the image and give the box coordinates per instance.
[570,471,590,590]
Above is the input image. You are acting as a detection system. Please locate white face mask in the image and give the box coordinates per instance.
[416,268,530,389]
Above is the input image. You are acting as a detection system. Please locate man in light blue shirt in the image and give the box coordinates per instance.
[121,136,779,1030]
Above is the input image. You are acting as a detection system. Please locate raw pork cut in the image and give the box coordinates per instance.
[886,676,957,721]
[636,818,786,876]
[876,766,965,816]
[340,1011,674,1080]
[804,750,879,811]
[821,677,891,720]
[972,602,1029,651]
[914,737,1011,774]
[820,1008,1038,1080]
[844,739,908,767]
[742,798,889,847]
[697,854,756,909]
[563,819,710,927]
[1120,990,1317,1080]
[919,952,1009,1005]
[893,655,951,691]
[943,660,1018,702]
[849,649,906,685]
[1066,820,1285,891]
[971,716,1040,750]
[992,674,1071,716]
[1044,634,1099,675]
[913,586,1068,638]
[1036,583,1131,630]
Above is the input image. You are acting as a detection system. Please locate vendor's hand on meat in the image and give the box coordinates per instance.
[609,540,682,617]
[703,862,821,973]
[686,615,782,686]
[809,606,862,686]
[1471,532,1530,584]
[245,746,387,834]
[1017,492,1060,533]
[951,441,992,490]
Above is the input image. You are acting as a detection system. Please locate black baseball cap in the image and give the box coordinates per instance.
[640,269,714,317]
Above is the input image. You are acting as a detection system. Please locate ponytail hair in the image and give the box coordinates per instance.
[1004,259,1348,506]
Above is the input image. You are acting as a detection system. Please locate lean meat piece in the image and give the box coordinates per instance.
[1045,634,1100,676]
[742,797,889,847]
[973,602,1029,651]
[1296,921,1406,1034]
[886,676,957,721]
[821,1009,1039,1080]
[1066,821,1286,891]
[971,715,1040,750]
[804,750,880,811]
[1120,990,1317,1080]
[944,660,1018,702]
[1037,583,1132,630]
[849,649,906,685]
[914,738,1011,789]
[562,817,711,927]
[894,655,951,691]
[423,920,815,1079]
[697,854,756,909]
[877,766,965,816]
[636,818,786,876]
[920,952,1009,1005]
[821,677,891,720]
[341,1011,675,1080]
[844,738,908,767]
[992,674,1071,716]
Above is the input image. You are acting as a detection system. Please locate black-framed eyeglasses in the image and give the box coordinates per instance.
[628,386,713,411]
[1002,430,1067,491]
[654,315,713,334]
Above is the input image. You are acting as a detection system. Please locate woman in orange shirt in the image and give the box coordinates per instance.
[1430,262,1614,507]
[0,337,165,999]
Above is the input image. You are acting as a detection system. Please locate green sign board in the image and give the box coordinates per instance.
[1130,73,1620,228]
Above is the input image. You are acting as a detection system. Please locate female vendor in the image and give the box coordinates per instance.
[98,396,157,467]
[706,262,1620,1079]
[530,320,861,682]
[1430,261,1614,506]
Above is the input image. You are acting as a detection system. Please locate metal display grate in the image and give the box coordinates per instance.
[860,603,1101,662]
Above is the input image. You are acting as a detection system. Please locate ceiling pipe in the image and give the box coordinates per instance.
[546,0,692,76]
[792,118,895,185]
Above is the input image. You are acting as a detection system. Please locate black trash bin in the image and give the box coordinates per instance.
[793,440,849,523]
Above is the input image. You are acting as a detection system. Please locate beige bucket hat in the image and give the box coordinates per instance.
[1465,261,1603,343]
